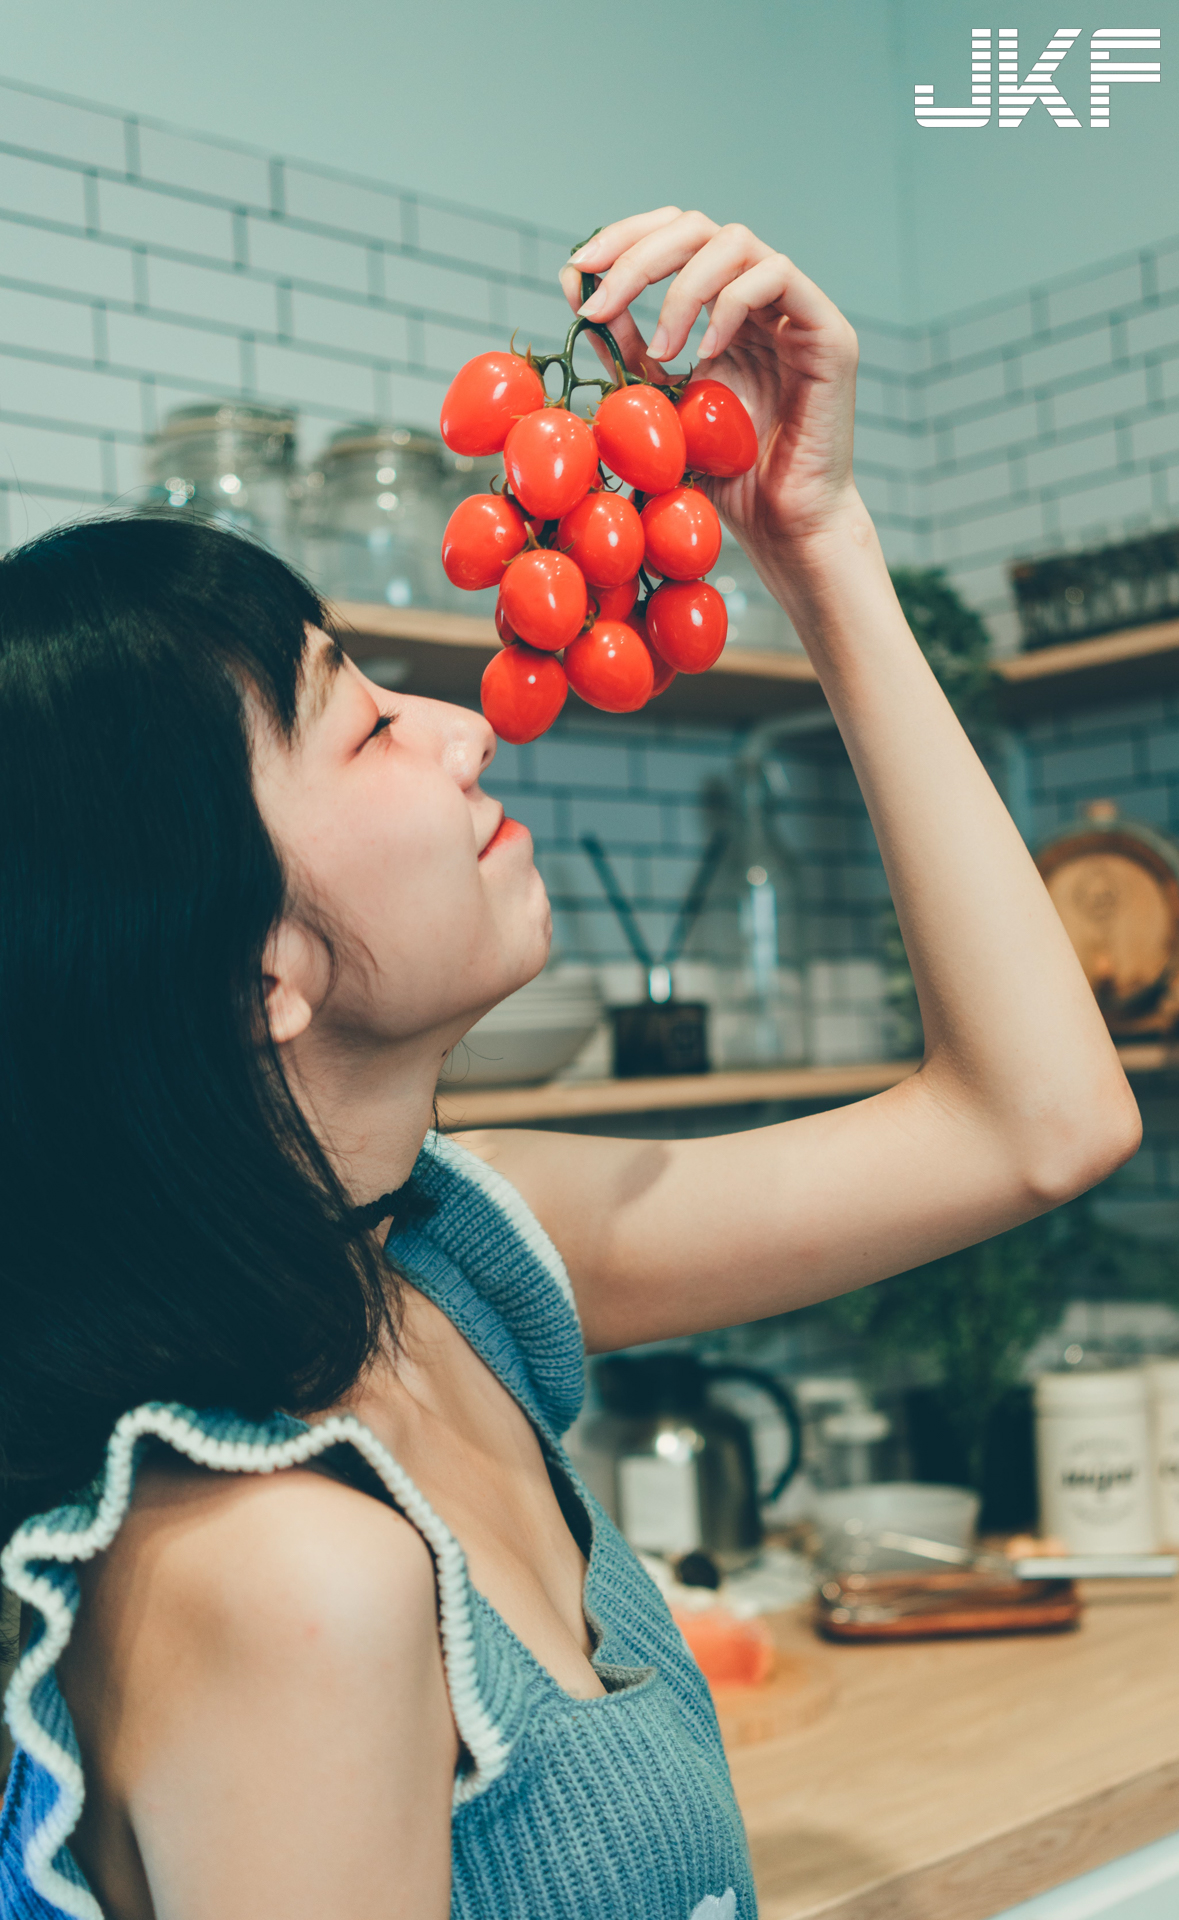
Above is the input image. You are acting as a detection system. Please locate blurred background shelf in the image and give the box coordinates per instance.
[436,1043,1176,1128]
[334,600,827,725]
[336,603,1179,727]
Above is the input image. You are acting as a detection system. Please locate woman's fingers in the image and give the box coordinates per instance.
[560,208,853,384]
[568,207,687,274]
[644,223,776,361]
[576,210,721,327]
[558,261,668,383]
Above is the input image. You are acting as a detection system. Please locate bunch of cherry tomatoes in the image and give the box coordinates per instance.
[437,276,758,745]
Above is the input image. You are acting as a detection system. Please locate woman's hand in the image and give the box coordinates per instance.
[558,207,860,561]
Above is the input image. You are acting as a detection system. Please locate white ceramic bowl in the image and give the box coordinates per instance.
[439,968,603,1089]
[812,1481,980,1573]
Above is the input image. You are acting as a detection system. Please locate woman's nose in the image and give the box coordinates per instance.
[436,701,497,789]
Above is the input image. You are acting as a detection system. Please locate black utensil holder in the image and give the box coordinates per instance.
[609,1001,709,1078]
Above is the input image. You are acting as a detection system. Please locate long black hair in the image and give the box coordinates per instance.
[0,516,402,1543]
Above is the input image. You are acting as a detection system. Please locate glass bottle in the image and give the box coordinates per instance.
[684,762,808,1067]
[139,402,301,564]
[299,423,449,611]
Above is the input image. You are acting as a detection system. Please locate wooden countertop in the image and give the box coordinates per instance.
[733,1580,1179,1919]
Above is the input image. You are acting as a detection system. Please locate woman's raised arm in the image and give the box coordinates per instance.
[458,208,1141,1352]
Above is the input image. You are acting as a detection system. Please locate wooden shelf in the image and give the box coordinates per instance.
[997,615,1179,720]
[335,600,825,725]
[435,1042,1179,1128]
[334,602,1179,727]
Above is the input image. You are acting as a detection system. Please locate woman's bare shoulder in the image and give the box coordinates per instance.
[75,1449,439,1670]
[59,1455,456,1920]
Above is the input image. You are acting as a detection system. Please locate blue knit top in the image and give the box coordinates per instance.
[1,1132,756,1920]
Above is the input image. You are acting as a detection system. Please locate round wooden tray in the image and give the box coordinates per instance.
[710,1649,834,1748]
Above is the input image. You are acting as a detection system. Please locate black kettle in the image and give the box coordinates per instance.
[591,1353,802,1564]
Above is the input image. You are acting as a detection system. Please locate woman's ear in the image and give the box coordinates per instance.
[261,919,327,1046]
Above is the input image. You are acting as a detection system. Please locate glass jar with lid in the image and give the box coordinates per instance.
[300,424,449,612]
[139,402,301,564]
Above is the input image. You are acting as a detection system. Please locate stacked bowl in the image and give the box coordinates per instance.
[439,966,604,1089]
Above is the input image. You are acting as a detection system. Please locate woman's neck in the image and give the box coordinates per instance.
[281,1023,448,1207]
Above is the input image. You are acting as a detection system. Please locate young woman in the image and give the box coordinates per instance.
[0,207,1138,1920]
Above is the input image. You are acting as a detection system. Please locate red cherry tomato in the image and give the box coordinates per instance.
[500,549,588,652]
[564,619,655,713]
[503,408,599,519]
[676,378,759,478]
[442,493,527,590]
[593,384,686,495]
[494,599,520,647]
[440,351,547,457]
[645,580,728,673]
[626,608,677,696]
[592,578,639,621]
[480,643,568,745]
[556,491,645,588]
[640,487,723,581]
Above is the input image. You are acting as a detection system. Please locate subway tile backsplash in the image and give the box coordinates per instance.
[3,77,1179,1222]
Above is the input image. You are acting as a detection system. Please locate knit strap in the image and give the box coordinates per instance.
[1,1401,511,1918]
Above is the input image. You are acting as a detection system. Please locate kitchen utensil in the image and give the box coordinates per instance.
[812,1482,980,1572]
[439,965,602,1089]
[581,832,726,1077]
[138,401,301,563]
[817,1523,1178,1581]
[1036,802,1179,1035]
[588,1352,802,1564]
[816,1570,1082,1641]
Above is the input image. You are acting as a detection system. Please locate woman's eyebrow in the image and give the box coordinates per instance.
[300,634,347,727]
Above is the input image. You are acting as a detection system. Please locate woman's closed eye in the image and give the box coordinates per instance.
[368,710,399,742]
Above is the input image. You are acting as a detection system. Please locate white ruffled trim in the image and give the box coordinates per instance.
[429,1131,579,1322]
[1,1402,512,1915]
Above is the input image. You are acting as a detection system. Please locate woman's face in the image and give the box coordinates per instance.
[251,629,551,1058]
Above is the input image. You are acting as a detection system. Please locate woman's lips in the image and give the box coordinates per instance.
[478,815,530,860]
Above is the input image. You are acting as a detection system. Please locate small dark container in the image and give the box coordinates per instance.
[609,1001,709,1078]
[904,1384,1038,1534]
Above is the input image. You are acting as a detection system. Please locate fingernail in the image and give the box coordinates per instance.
[698,326,718,359]
[648,327,669,360]
[579,290,606,317]
[569,244,597,265]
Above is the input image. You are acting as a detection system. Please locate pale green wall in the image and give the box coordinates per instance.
[894,0,1178,322]
[1,0,1176,324]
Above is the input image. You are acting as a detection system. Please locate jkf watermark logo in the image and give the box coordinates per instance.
[915,27,1160,128]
